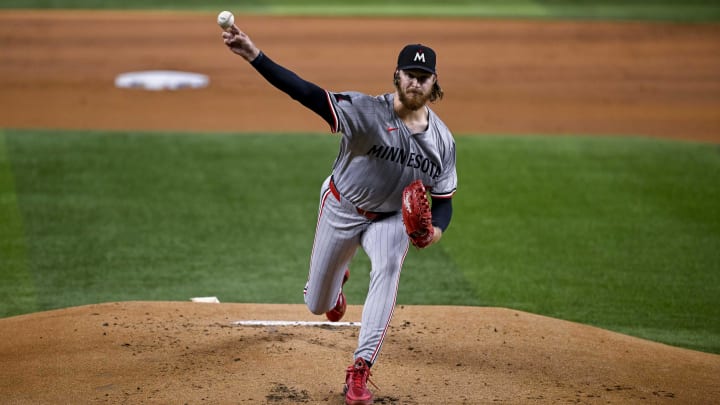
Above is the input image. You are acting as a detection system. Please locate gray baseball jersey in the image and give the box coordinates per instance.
[328,92,457,212]
[304,90,457,365]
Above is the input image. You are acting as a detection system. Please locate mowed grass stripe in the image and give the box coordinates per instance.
[0,130,38,316]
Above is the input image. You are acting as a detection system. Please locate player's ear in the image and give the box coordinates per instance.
[393,70,399,86]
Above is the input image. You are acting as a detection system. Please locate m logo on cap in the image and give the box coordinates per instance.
[397,44,437,74]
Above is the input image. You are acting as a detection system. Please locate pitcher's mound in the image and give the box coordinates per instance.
[0,302,718,403]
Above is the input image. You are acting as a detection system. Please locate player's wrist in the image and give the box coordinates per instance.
[247,48,261,63]
[431,227,442,244]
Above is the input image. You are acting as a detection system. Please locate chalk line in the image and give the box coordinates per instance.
[232,320,360,327]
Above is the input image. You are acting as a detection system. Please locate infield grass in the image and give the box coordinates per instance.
[1,130,719,354]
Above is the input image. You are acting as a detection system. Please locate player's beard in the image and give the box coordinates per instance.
[398,86,431,111]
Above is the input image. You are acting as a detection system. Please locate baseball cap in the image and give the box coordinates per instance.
[396,44,437,74]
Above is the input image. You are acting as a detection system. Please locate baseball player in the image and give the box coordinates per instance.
[222,23,456,405]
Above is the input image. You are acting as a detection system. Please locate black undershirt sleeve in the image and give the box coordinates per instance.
[250,51,335,128]
[430,197,453,232]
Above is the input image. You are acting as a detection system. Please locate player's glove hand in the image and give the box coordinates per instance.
[401,179,434,248]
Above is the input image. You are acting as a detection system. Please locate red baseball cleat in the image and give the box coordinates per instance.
[325,269,350,322]
[344,358,374,405]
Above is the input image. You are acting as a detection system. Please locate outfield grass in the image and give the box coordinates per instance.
[1,130,718,354]
[2,0,720,21]
[447,135,720,353]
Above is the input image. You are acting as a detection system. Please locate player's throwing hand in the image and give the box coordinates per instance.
[222,25,260,62]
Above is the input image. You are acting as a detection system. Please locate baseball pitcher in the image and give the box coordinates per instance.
[222,22,457,405]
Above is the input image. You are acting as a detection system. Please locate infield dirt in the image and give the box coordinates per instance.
[1,11,720,142]
[1,302,719,403]
[0,11,719,404]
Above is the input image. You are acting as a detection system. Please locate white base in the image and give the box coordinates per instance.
[115,70,209,91]
[190,296,221,303]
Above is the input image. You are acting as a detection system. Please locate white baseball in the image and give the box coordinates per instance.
[217,11,235,30]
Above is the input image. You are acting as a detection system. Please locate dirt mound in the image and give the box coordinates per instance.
[0,302,718,403]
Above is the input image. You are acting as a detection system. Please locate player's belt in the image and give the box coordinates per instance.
[329,177,393,221]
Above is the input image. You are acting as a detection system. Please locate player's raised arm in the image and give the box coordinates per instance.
[221,23,335,128]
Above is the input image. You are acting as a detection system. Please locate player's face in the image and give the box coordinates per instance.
[396,69,436,111]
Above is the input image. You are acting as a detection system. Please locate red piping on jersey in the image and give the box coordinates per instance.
[430,191,455,199]
[325,90,339,133]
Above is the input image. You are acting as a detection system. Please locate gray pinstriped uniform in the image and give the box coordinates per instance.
[304,91,457,364]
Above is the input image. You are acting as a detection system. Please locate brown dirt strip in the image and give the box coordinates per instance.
[1,11,719,142]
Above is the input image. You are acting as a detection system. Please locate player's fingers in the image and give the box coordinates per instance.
[222,35,236,47]
[229,24,241,35]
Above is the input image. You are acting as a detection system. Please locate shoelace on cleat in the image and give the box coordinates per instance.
[350,362,380,391]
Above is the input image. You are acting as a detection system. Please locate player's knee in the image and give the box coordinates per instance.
[307,304,326,316]
[305,294,333,315]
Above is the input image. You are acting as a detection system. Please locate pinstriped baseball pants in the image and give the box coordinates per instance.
[304,176,410,364]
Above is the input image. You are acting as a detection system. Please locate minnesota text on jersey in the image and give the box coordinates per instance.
[366,144,442,179]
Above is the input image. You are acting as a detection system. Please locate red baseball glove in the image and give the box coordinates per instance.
[401,179,434,248]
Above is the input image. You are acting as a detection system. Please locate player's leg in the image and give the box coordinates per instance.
[304,177,363,315]
[354,213,410,364]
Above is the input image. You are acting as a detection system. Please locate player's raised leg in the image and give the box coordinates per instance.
[304,179,363,315]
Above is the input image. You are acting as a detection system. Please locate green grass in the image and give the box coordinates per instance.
[1,130,719,354]
[2,0,720,21]
[0,131,38,317]
[447,135,720,353]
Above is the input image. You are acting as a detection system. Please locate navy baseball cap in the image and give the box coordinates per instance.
[396,44,437,74]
